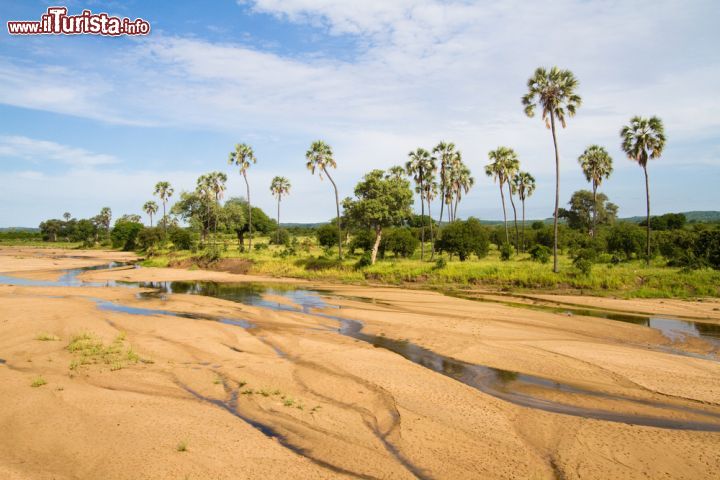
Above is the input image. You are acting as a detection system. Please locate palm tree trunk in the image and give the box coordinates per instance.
[370,227,382,265]
[162,201,167,233]
[507,182,519,253]
[276,196,281,244]
[419,177,425,260]
[243,170,252,252]
[150,213,153,228]
[499,182,509,243]
[428,194,435,260]
[550,114,560,273]
[521,199,526,253]
[643,164,651,263]
[453,197,459,221]
[591,182,597,238]
[438,172,445,230]
[324,167,343,260]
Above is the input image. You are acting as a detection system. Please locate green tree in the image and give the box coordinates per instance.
[153,181,174,232]
[270,176,291,244]
[432,141,456,225]
[523,66,582,272]
[486,147,519,249]
[143,200,159,227]
[448,157,474,221]
[621,116,666,262]
[559,190,618,232]
[512,171,536,252]
[578,145,613,237]
[222,197,247,250]
[342,169,413,264]
[435,218,490,261]
[306,140,343,259]
[228,143,257,251]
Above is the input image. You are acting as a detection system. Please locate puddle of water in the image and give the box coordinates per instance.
[3,262,720,432]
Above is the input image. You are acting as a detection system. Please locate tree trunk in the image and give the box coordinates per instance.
[453,197,459,222]
[428,195,435,260]
[507,182,519,253]
[243,170,252,252]
[643,164,651,263]
[591,182,597,238]
[371,227,382,265]
[323,167,343,260]
[438,168,445,230]
[150,213,153,228]
[276,196,281,244]
[162,201,167,233]
[550,114,560,273]
[521,199,526,253]
[419,176,425,260]
[499,182,509,243]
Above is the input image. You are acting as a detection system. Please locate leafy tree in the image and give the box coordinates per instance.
[578,145,613,237]
[117,214,142,224]
[486,146,520,248]
[228,143,257,251]
[559,190,618,233]
[97,207,112,234]
[383,227,420,258]
[270,228,291,246]
[63,212,72,222]
[137,227,164,251]
[529,244,551,263]
[111,219,143,251]
[523,66,582,272]
[306,140,343,259]
[607,222,645,260]
[172,190,215,242]
[512,171,536,252]
[270,176,291,244]
[621,116,666,261]
[316,224,340,249]
[72,219,97,244]
[39,219,63,242]
[143,200,159,227]
[222,197,246,250]
[342,169,414,264]
[434,218,490,261]
[154,182,174,232]
[168,227,194,250]
[642,213,686,231]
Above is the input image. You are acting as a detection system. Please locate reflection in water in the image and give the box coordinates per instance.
[2,263,720,431]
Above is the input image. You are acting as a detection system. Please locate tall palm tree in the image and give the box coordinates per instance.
[406,148,432,260]
[620,116,666,262]
[512,172,536,252]
[143,201,159,227]
[270,176,291,244]
[523,66,581,272]
[306,140,343,259]
[228,144,257,251]
[387,165,406,181]
[486,147,519,246]
[432,141,456,225]
[578,145,613,237]
[63,212,71,222]
[153,181,174,232]
[451,163,474,221]
[422,159,439,259]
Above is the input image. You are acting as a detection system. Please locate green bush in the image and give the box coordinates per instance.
[303,256,341,271]
[355,252,372,269]
[607,222,645,260]
[499,242,514,261]
[529,244,551,263]
[435,218,490,261]
[383,227,419,258]
[136,227,164,251]
[169,227,194,250]
[316,224,340,248]
[270,228,291,246]
[111,220,144,251]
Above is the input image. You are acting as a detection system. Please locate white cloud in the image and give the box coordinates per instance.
[0,135,118,167]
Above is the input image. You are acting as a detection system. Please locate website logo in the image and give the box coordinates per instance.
[7,6,151,36]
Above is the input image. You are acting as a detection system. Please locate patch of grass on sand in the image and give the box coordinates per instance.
[35,332,61,341]
[31,376,47,388]
[67,332,142,371]
[176,440,188,452]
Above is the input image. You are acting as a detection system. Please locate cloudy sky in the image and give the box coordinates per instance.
[1,0,718,227]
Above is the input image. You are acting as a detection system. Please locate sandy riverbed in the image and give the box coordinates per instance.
[1,247,719,479]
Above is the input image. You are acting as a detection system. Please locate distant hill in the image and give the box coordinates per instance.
[0,227,39,232]
[620,211,720,223]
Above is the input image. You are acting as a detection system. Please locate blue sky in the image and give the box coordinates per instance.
[1,0,719,227]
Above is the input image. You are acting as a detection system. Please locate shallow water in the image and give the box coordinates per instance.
[2,262,720,432]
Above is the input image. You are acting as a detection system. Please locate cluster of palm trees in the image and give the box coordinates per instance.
[133,66,665,273]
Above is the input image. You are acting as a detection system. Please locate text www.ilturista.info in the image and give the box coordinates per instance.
[7,7,150,36]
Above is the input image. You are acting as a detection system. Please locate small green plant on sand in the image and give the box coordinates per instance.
[176,440,188,452]
[31,376,47,388]
[66,332,142,371]
[36,333,60,341]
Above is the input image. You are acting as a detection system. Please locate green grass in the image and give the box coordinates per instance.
[176,440,188,452]
[139,235,720,299]
[31,376,47,388]
[35,332,61,341]
[67,332,142,371]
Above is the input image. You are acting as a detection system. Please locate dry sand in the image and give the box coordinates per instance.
[1,247,719,479]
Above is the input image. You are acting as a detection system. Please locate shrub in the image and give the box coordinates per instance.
[607,222,645,260]
[572,248,597,275]
[303,256,341,271]
[433,257,447,270]
[316,224,340,248]
[169,227,194,250]
[499,242,514,261]
[355,252,372,269]
[529,244,551,263]
[435,218,490,261]
[270,228,291,246]
[110,220,144,251]
[383,227,419,258]
[136,227,164,251]
[695,229,720,269]
[253,242,268,251]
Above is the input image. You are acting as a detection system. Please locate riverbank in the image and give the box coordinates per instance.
[1,247,719,479]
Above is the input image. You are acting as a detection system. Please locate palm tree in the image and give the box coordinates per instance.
[432,141,456,225]
[578,145,613,237]
[486,147,519,246]
[387,165,406,181]
[63,212,71,222]
[406,148,432,260]
[143,201,159,227]
[306,140,342,259]
[621,116,666,262]
[228,143,257,251]
[522,66,581,272]
[451,163,474,221]
[512,172,536,252]
[153,181,174,232]
[270,176,291,244]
